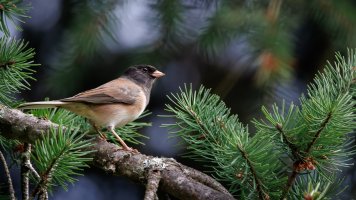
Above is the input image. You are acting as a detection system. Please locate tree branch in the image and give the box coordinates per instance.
[144,169,161,200]
[238,146,269,200]
[305,112,332,154]
[0,105,235,200]
[21,143,31,200]
[275,123,301,160]
[0,149,15,200]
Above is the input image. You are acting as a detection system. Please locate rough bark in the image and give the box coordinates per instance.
[144,169,161,200]
[0,105,235,200]
[21,143,31,200]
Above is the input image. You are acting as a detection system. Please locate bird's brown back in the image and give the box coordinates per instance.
[61,78,142,105]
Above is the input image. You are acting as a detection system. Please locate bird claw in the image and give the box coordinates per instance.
[122,146,139,153]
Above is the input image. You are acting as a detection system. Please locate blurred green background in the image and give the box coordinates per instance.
[7,0,356,199]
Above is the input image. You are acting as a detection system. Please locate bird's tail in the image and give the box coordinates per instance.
[18,101,69,110]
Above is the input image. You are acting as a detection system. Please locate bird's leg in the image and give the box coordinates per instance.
[89,121,106,140]
[96,129,107,140]
[109,126,137,152]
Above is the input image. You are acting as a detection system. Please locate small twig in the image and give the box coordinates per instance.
[275,123,301,160]
[28,161,40,179]
[239,147,269,200]
[21,148,44,198]
[220,119,268,200]
[38,190,49,200]
[21,143,31,200]
[187,108,209,139]
[305,112,332,154]
[276,124,301,200]
[280,112,332,200]
[144,169,162,200]
[280,170,298,200]
[31,146,66,199]
[0,149,16,200]
[31,158,62,199]
[37,190,49,200]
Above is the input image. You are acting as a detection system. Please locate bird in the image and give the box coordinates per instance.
[18,65,165,152]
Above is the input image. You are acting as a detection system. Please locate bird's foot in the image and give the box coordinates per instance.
[122,146,139,153]
[108,127,139,153]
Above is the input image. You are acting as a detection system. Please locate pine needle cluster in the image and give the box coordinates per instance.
[0,35,39,106]
[163,50,356,199]
[31,126,93,194]
[0,1,36,106]
[0,0,29,36]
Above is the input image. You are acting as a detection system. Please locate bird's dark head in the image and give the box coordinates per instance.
[123,65,165,86]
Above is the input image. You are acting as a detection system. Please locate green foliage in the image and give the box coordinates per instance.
[0,135,9,150]
[16,105,96,194]
[30,106,90,131]
[46,0,120,97]
[32,126,93,192]
[254,50,356,173]
[0,37,39,106]
[254,47,356,198]
[0,0,30,36]
[290,173,345,200]
[152,0,186,51]
[162,50,356,199]
[162,84,285,199]
[0,134,17,160]
[197,2,257,58]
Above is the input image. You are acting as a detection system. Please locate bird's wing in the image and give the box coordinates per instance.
[61,79,139,104]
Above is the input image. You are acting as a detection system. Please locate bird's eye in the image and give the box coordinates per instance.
[142,67,148,72]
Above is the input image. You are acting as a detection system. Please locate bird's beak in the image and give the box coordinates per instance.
[152,70,165,78]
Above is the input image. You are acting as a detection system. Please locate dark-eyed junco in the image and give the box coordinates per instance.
[18,65,165,151]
